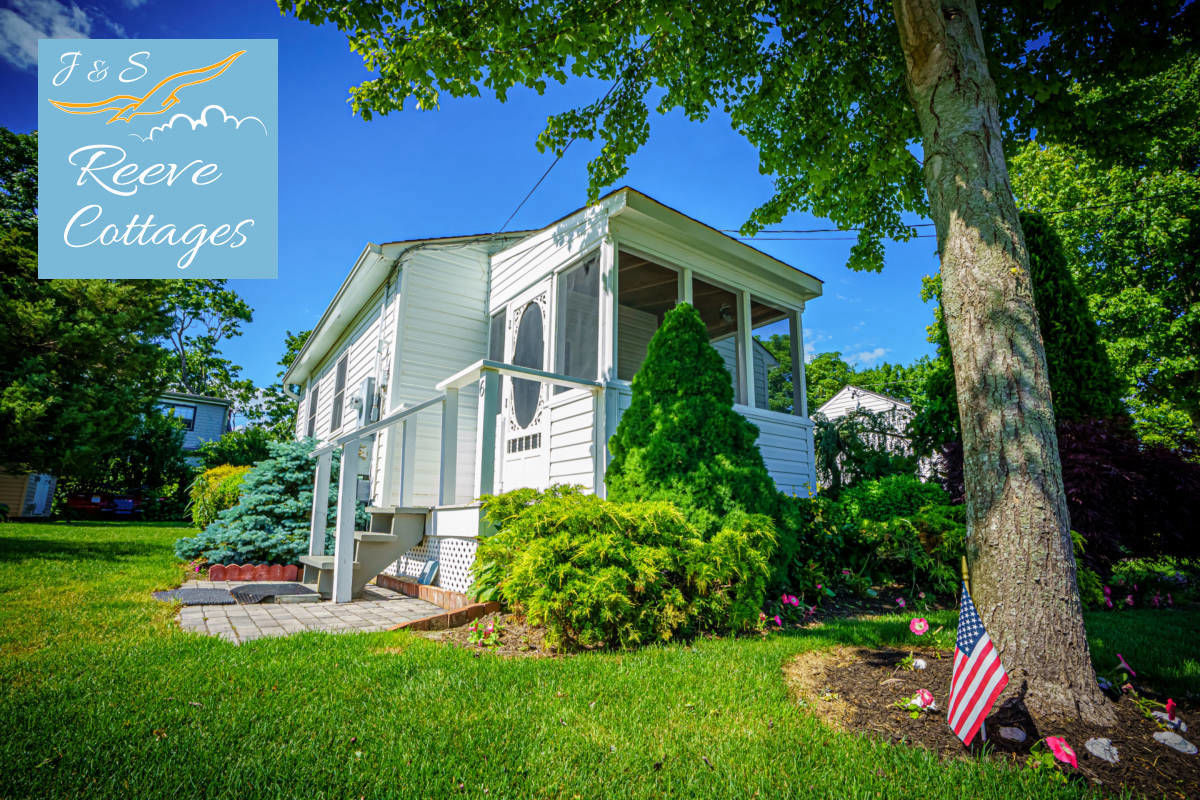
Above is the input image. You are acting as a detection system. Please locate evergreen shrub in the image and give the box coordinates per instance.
[197,427,275,469]
[188,464,251,529]
[471,487,775,649]
[174,438,364,564]
[605,303,778,532]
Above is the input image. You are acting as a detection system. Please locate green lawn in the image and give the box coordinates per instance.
[1,522,1196,800]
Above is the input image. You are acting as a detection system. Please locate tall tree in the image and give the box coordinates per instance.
[281,0,1199,723]
[158,280,256,411]
[255,329,311,440]
[0,128,172,478]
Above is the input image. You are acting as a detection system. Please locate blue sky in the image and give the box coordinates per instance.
[1,0,941,388]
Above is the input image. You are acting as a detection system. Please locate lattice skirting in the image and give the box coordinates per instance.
[383,536,479,594]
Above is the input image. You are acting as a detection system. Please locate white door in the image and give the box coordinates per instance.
[500,282,552,492]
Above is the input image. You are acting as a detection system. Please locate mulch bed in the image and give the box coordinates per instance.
[420,612,556,658]
[785,645,1200,799]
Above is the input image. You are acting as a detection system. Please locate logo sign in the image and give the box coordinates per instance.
[38,39,277,278]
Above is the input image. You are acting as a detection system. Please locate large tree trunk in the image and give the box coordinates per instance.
[892,0,1114,725]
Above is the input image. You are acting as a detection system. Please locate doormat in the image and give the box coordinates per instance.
[153,588,236,605]
[230,583,317,604]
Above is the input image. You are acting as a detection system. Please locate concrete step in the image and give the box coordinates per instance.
[355,532,397,543]
[298,555,360,571]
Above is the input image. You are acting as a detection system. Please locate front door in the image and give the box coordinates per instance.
[500,282,552,492]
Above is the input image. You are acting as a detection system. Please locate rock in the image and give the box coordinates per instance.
[912,658,928,670]
[1153,731,1198,755]
[1152,711,1187,732]
[998,726,1027,743]
[1085,738,1119,763]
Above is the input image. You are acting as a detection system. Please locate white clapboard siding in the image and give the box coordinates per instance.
[489,213,608,311]
[548,392,596,490]
[617,305,658,381]
[384,244,491,506]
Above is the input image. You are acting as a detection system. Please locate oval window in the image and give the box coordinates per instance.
[511,301,543,428]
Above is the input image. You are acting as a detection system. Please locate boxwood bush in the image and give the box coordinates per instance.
[471,487,775,650]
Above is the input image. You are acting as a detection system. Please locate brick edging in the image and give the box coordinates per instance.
[375,574,473,610]
[388,601,502,632]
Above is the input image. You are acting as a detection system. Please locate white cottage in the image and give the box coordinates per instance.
[283,188,823,601]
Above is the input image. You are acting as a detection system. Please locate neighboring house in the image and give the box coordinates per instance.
[283,187,823,601]
[0,472,56,518]
[815,384,934,478]
[157,392,232,452]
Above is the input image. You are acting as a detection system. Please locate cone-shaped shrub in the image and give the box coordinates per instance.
[606,303,778,532]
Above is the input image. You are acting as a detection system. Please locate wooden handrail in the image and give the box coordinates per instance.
[311,394,444,457]
[437,358,602,393]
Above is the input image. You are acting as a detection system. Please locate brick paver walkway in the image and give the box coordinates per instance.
[176,580,443,644]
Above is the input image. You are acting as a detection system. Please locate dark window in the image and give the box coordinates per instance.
[488,309,506,362]
[511,301,543,429]
[306,386,319,438]
[329,356,348,431]
[555,255,599,391]
[159,403,196,431]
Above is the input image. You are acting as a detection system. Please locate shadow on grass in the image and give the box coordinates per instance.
[0,535,162,564]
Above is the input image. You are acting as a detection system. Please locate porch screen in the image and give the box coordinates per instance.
[692,277,744,404]
[749,298,789,411]
[554,255,599,391]
[616,250,677,381]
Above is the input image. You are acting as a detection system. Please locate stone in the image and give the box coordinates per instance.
[998,726,1027,743]
[1152,711,1187,732]
[267,564,283,581]
[1153,731,1197,755]
[912,658,928,670]
[282,564,299,581]
[208,564,226,581]
[1085,738,1119,763]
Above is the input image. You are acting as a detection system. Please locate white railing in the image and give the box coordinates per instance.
[307,359,604,602]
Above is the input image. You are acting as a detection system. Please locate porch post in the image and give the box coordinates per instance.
[592,387,607,498]
[789,305,808,417]
[475,370,501,497]
[306,450,332,583]
[439,388,459,505]
[738,289,755,408]
[399,418,417,506]
[332,439,360,603]
[598,234,618,383]
[679,267,693,305]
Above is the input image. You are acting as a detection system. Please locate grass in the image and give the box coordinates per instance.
[1,522,1196,800]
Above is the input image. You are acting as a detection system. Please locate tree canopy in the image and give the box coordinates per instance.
[279,0,1196,271]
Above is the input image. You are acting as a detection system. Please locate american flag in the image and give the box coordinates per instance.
[947,582,1009,745]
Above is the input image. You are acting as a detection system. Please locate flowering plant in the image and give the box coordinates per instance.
[909,617,929,636]
[467,617,503,648]
[1026,737,1075,783]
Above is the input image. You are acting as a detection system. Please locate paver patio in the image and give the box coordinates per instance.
[175,580,443,644]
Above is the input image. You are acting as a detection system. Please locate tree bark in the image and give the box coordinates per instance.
[892,0,1114,725]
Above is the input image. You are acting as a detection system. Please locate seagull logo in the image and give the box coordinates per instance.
[48,51,246,124]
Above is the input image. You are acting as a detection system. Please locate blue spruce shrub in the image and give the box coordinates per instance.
[174,438,367,564]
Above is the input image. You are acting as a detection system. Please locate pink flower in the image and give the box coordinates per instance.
[1125,594,1134,606]
[1167,698,1177,721]
[816,584,822,591]
[1045,736,1077,769]
[1104,597,1113,609]
[773,615,783,627]
[909,617,929,636]
[780,594,789,604]
[841,569,851,575]
[807,605,816,616]
[913,689,934,708]
[895,597,906,609]
[759,611,767,621]
[1102,585,1111,597]
[1116,653,1136,677]
[917,592,926,600]
[1152,593,1161,608]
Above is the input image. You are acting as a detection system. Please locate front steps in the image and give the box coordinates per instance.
[300,506,428,599]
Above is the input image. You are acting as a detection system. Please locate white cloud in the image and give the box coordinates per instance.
[0,0,127,71]
[130,104,269,142]
[847,347,889,367]
[802,327,829,363]
[0,0,91,70]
